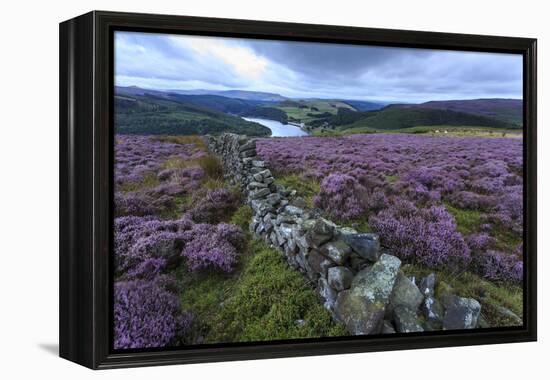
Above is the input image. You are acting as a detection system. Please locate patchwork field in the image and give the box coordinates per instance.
[275,99,356,123]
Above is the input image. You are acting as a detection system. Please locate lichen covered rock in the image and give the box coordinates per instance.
[334,254,401,335]
[442,295,481,330]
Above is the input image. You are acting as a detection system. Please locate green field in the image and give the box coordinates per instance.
[312,124,523,138]
[276,99,356,124]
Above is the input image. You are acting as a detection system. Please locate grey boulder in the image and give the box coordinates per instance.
[318,277,337,311]
[327,266,354,291]
[421,296,444,331]
[343,233,381,262]
[306,219,335,248]
[389,272,424,314]
[334,254,401,335]
[334,290,385,335]
[442,295,481,330]
[320,240,351,265]
[382,320,396,334]
[307,250,334,277]
[393,306,424,333]
[351,254,401,304]
[419,273,436,298]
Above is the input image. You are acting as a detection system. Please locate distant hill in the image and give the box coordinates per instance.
[115,85,168,97]
[162,94,267,115]
[336,105,518,131]
[397,99,522,126]
[168,89,287,102]
[214,90,287,102]
[114,93,271,136]
[241,107,288,123]
[116,86,287,102]
[116,86,271,115]
[342,100,386,111]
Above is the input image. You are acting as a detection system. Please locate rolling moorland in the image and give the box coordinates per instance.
[115,86,522,137]
[113,86,524,348]
[115,91,271,136]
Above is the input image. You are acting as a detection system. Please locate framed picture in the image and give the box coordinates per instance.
[59,11,537,369]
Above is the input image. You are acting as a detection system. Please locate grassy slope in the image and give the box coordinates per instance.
[403,99,523,126]
[340,106,517,131]
[165,93,267,114]
[178,206,346,343]
[115,94,271,136]
[331,124,523,138]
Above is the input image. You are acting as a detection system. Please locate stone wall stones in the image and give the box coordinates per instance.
[206,133,482,335]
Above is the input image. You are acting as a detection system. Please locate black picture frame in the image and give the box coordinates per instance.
[59,10,537,369]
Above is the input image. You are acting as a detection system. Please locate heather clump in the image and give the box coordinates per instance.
[181,223,246,272]
[313,173,366,220]
[465,233,497,253]
[447,191,498,210]
[114,214,246,275]
[478,250,523,283]
[365,200,471,271]
[114,215,194,275]
[115,191,159,217]
[189,187,240,223]
[114,277,193,349]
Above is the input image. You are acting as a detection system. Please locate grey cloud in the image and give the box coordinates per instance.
[115,31,523,102]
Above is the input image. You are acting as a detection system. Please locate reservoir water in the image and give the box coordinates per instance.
[243,117,308,137]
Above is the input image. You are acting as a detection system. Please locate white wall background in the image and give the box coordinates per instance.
[0,0,546,377]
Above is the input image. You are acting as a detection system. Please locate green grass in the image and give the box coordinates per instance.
[230,205,253,230]
[444,201,483,235]
[118,171,160,192]
[491,223,523,251]
[313,124,522,138]
[161,153,224,182]
[401,264,523,327]
[158,194,191,219]
[178,238,346,343]
[444,201,520,251]
[393,125,522,137]
[336,216,372,233]
[273,172,320,209]
[386,174,399,183]
[154,135,208,150]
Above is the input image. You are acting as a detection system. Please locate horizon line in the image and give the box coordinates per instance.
[114,84,523,104]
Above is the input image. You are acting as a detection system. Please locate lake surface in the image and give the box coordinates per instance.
[243,117,308,137]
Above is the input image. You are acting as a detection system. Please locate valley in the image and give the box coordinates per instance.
[115,86,522,138]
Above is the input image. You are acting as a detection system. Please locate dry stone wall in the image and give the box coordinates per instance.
[206,133,483,335]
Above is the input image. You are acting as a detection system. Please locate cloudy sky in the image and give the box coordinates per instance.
[115,31,523,103]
